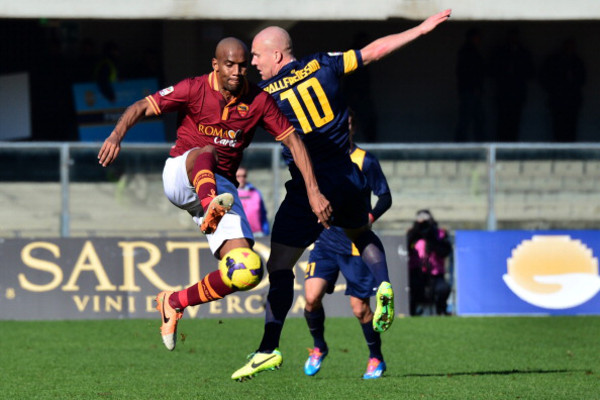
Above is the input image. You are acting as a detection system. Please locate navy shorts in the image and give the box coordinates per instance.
[271,157,370,248]
[306,244,377,299]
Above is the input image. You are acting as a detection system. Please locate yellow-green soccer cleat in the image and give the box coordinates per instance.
[373,282,394,332]
[231,349,283,381]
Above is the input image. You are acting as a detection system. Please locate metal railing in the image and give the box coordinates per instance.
[1,141,599,237]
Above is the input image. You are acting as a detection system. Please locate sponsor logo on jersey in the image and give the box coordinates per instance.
[503,235,600,309]
[198,124,243,147]
[237,103,249,117]
[159,86,174,96]
[327,52,343,56]
[264,60,321,94]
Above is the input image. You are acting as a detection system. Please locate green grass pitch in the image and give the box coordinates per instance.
[1,316,598,399]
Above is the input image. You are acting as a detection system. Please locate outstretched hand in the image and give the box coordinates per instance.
[419,9,452,35]
[308,191,333,229]
[97,132,122,167]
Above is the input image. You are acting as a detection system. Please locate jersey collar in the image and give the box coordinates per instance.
[209,71,249,120]
[208,71,249,102]
[276,60,300,79]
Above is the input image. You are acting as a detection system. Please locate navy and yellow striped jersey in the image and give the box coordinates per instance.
[258,50,363,167]
[314,146,391,255]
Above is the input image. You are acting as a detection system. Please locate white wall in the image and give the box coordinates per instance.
[0,0,599,21]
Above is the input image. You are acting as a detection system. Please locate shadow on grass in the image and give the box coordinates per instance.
[403,368,590,378]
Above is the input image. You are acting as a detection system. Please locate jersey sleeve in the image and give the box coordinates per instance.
[260,93,295,141]
[324,49,364,77]
[145,78,193,116]
[363,152,391,197]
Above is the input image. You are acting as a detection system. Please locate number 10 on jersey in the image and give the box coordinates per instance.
[280,77,334,133]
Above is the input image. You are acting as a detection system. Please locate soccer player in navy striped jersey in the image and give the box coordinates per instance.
[232,9,451,381]
[302,110,392,379]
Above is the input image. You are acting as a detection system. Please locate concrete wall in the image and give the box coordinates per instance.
[1,0,599,21]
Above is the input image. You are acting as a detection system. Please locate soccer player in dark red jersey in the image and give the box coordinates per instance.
[98,37,331,352]
[232,9,451,381]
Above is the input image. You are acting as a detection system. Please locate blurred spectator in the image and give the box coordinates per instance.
[489,29,534,142]
[407,209,453,316]
[455,27,486,142]
[540,37,586,142]
[94,41,121,102]
[236,167,270,236]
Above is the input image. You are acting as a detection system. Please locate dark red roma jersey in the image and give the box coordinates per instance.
[146,71,294,181]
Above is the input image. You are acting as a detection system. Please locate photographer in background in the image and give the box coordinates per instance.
[406,209,453,316]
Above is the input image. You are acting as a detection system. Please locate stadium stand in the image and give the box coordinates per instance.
[1,145,599,238]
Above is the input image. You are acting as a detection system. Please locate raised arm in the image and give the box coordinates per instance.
[97,98,155,167]
[281,132,332,228]
[360,9,451,66]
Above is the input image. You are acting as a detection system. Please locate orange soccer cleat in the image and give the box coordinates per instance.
[155,291,184,351]
[200,193,234,234]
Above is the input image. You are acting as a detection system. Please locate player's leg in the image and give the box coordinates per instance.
[344,225,394,333]
[232,168,323,381]
[256,184,324,354]
[158,236,257,345]
[304,277,329,351]
[303,253,336,376]
[303,277,329,376]
[166,237,252,310]
[340,254,386,378]
[231,243,303,381]
[185,146,233,234]
[159,160,256,350]
[259,242,304,352]
[344,226,390,285]
[349,296,386,379]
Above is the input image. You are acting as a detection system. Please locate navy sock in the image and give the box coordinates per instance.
[304,308,327,351]
[258,269,295,352]
[353,230,390,284]
[361,321,383,360]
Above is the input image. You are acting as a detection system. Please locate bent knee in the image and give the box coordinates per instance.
[353,307,368,319]
[351,299,372,321]
[304,295,323,311]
